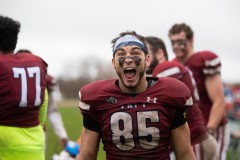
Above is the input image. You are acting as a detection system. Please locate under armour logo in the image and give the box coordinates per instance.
[147,97,157,103]
[106,97,118,103]
[185,97,193,106]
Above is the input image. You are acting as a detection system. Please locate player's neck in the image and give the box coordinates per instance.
[119,77,148,94]
[158,56,166,64]
[0,50,14,55]
[181,50,194,63]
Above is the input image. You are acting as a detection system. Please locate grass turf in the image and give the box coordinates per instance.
[45,106,106,160]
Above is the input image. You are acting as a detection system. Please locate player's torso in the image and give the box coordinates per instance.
[101,96,174,159]
[80,78,190,159]
[0,53,47,127]
[152,61,207,144]
[184,51,226,125]
[184,54,206,98]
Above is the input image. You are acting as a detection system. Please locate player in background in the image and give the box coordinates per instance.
[16,50,69,147]
[46,74,69,146]
[16,50,74,159]
[229,84,240,139]
[223,83,234,112]
[0,15,48,160]
[77,31,196,160]
[168,23,229,160]
[145,36,218,159]
[16,49,68,147]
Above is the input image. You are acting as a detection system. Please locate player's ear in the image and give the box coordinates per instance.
[156,49,164,61]
[189,37,194,44]
[145,54,151,67]
[112,58,116,69]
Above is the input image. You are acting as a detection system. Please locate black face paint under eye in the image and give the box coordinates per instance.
[171,39,187,46]
[118,56,142,67]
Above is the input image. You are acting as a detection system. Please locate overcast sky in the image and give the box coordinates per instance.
[1,0,240,83]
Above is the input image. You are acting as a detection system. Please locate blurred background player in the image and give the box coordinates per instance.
[223,83,234,112]
[168,23,229,160]
[46,74,69,147]
[0,15,48,160]
[230,84,240,121]
[145,36,218,159]
[228,84,240,158]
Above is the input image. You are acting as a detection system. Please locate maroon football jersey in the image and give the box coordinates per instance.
[0,52,48,127]
[176,51,227,126]
[152,61,207,144]
[79,77,192,159]
[46,74,57,92]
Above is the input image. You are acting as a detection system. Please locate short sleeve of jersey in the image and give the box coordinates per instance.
[152,62,183,80]
[78,86,92,114]
[171,108,186,130]
[160,78,193,109]
[199,51,221,76]
[82,113,101,132]
[78,83,101,133]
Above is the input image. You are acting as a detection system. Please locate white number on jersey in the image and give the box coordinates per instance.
[110,111,160,150]
[12,67,41,107]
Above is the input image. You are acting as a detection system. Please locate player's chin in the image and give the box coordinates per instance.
[124,82,138,89]
[124,78,139,88]
[175,51,185,59]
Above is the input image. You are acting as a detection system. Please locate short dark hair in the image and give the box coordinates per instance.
[0,15,21,52]
[145,36,168,60]
[168,23,194,40]
[16,49,32,54]
[111,31,148,56]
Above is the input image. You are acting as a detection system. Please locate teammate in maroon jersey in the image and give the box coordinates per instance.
[0,15,47,160]
[145,36,218,159]
[77,31,196,160]
[0,15,48,160]
[168,23,229,160]
[16,49,69,147]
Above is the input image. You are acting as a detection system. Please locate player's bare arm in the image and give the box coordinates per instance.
[171,122,196,160]
[205,74,226,131]
[77,127,100,160]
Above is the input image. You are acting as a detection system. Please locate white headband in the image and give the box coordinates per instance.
[112,35,147,54]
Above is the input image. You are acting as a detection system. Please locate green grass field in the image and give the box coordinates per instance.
[45,106,106,160]
[45,104,239,160]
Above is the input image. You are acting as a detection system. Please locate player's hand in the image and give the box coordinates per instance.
[61,138,69,147]
[65,141,80,157]
[42,123,47,132]
[207,128,216,135]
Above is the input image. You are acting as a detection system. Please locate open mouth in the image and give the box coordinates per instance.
[124,67,136,79]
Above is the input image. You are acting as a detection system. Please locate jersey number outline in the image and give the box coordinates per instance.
[12,67,41,107]
[110,111,160,150]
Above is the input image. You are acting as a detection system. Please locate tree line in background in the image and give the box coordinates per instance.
[56,56,240,106]
[57,56,116,99]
